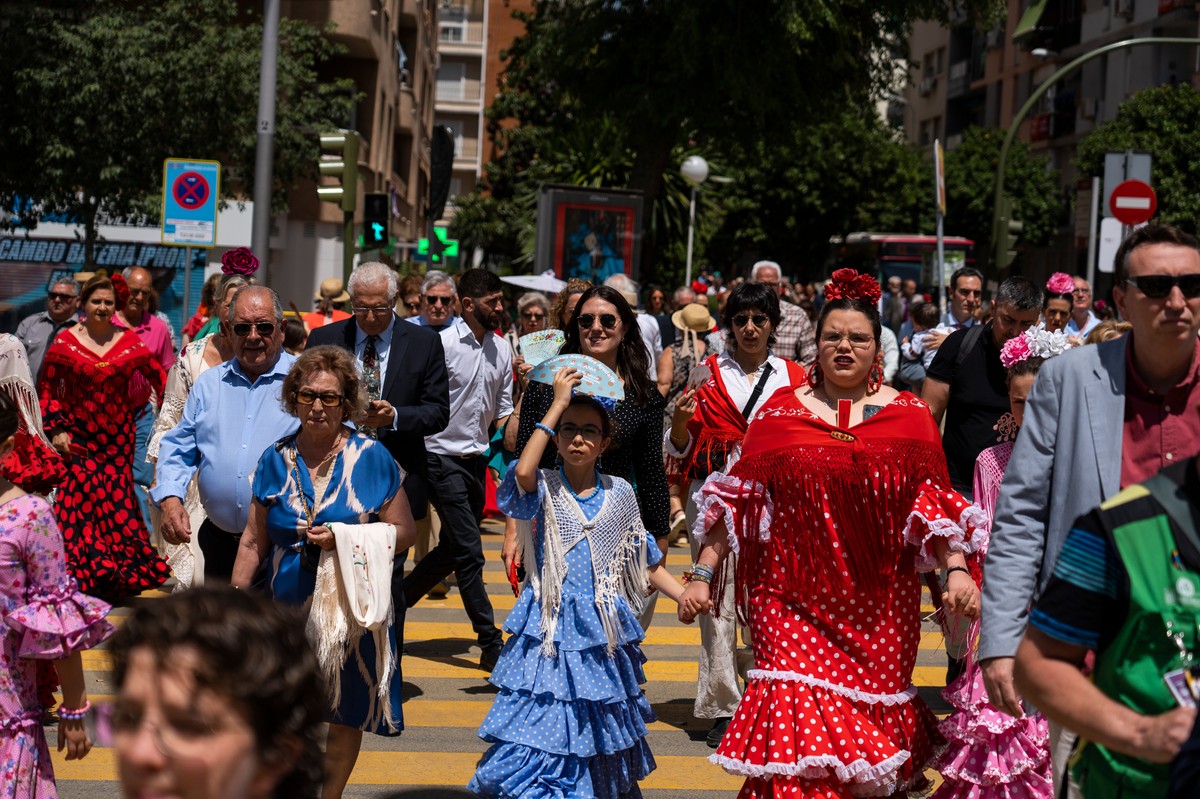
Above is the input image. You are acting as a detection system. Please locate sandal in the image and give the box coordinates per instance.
[670,510,688,546]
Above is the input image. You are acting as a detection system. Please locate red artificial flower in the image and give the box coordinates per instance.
[221,246,259,276]
[825,268,882,306]
[109,273,131,310]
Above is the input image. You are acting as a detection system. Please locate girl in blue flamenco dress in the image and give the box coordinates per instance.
[469,367,697,799]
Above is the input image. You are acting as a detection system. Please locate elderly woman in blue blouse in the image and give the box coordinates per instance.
[230,345,416,799]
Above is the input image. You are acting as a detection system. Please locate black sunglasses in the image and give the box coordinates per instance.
[425,295,452,306]
[577,313,618,330]
[1126,274,1200,300]
[403,301,421,311]
[732,313,770,328]
[47,291,75,302]
[231,322,277,337]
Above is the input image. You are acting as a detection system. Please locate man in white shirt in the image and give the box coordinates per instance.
[1066,275,1102,338]
[402,268,513,672]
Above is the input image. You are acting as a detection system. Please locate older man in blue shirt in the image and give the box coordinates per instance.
[151,286,298,581]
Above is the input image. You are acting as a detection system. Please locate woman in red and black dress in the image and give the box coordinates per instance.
[680,270,985,799]
[38,274,169,600]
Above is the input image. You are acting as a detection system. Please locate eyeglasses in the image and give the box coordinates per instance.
[403,301,421,311]
[522,311,546,320]
[819,332,875,349]
[1125,274,1200,299]
[128,288,151,297]
[559,423,603,440]
[47,291,75,302]
[732,313,769,328]
[97,701,218,759]
[425,295,453,306]
[231,322,276,337]
[1073,287,1092,296]
[577,313,618,330]
[352,306,392,316]
[294,389,344,407]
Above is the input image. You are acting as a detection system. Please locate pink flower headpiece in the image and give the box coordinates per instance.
[825,268,882,306]
[1046,272,1075,296]
[221,246,259,276]
[1000,327,1073,369]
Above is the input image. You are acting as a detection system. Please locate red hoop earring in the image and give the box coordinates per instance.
[867,357,884,395]
[807,361,824,387]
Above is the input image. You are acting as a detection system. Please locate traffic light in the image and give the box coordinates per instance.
[317,131,360,213]
[363,193,388,247]
[995,196,1024,271]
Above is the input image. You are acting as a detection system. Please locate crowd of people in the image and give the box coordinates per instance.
[0,223,1197,799]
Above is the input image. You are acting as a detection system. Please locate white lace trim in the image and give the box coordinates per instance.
[710,748,911,794]
[905,503,989,573]
[690,471,772,552]
[747,669,918,706]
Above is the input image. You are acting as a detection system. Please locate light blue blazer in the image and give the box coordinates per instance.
[978,336,1127,662]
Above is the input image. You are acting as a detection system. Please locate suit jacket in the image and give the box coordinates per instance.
[978,336,1127,661]
[306,315,450,516]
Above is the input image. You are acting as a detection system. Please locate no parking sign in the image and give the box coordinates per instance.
[161,159,220,247]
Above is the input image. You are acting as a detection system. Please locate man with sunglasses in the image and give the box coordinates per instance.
[15,277,79,378]
[405,270,459,331]
[152,286,299,582]
[402,268,512,672]
[981,224,1200,795]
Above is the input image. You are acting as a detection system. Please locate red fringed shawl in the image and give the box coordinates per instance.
[667,354,807,486]
[700,390,958,626]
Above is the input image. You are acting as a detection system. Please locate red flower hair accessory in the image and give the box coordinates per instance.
[109,273,131,310]
[824,268,882,306]
[221,246,259,276]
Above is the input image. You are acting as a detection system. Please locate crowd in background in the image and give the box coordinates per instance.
[0,223,1198,799]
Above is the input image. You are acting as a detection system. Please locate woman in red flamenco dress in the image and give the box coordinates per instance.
[37,274,170,601]
[679,269,985,799]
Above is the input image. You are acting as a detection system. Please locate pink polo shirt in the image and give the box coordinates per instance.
[114,312,176,372]
[1121,337,1200,487]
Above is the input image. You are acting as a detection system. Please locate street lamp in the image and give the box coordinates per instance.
[680,155,709,288]
[991,36,1200,277]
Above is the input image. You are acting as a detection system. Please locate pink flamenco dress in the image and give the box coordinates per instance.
[928,440,1053,799]
[0,494,114,799]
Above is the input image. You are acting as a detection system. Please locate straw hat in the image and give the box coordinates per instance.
[315,277,350,303]
[671,302,716,333]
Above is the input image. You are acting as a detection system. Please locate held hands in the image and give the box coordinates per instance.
[307,525,336,551]
[942,570,980,619]
[550,367,583,409]
[58,717,92,761]
[677,580,713,624]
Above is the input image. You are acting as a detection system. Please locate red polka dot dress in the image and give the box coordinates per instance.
[694,390,982,799]
[37,329,170,599]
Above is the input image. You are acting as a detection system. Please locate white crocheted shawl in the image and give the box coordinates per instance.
[517,469,650,659]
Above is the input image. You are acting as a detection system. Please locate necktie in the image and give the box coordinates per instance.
[362,335,381,437]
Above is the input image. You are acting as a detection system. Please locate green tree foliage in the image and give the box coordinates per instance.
[1077,84,1200,234]
[455,0,1004,281]
[0,0,354,264]
[942,126,1062,256]
[706,111,932,280]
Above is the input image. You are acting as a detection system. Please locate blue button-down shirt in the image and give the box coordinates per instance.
[151,352,299,533]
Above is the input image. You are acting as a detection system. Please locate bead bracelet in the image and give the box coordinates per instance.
[58,700,91,721]
[535,422,556,437]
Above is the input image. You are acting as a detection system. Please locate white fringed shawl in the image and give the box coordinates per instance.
[306,521,397,732]
[516,470,649,659]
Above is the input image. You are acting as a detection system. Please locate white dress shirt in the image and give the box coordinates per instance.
[665,350,792,458]
[425,317,514,457]
[355,314,395,382]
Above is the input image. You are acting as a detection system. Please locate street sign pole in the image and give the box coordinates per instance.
[1086,177,1100,291]
[343,211,355,284]
[183,245,192,324]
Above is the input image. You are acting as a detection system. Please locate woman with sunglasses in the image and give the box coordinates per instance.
[37,274,170,600]
[231,345,415,799]
[679,269,983,799]
[509,286,671,619]
[665,282,808,748]
[147,274,251,584]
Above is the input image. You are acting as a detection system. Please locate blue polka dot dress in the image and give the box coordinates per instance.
[469,469,663,799]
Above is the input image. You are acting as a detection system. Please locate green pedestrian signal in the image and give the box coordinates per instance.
[363,193,388,247]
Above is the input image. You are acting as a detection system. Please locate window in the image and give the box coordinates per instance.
[439,3,467,43]
[436,62,466,101]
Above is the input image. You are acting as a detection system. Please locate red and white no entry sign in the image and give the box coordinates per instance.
[1109,179,1157,226]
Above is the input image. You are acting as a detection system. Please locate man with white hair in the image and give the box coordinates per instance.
[603,273,663,383]
[407,270,458,332]
[749,260,816,366]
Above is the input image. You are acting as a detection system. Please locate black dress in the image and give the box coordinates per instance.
[516,381,671,539]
